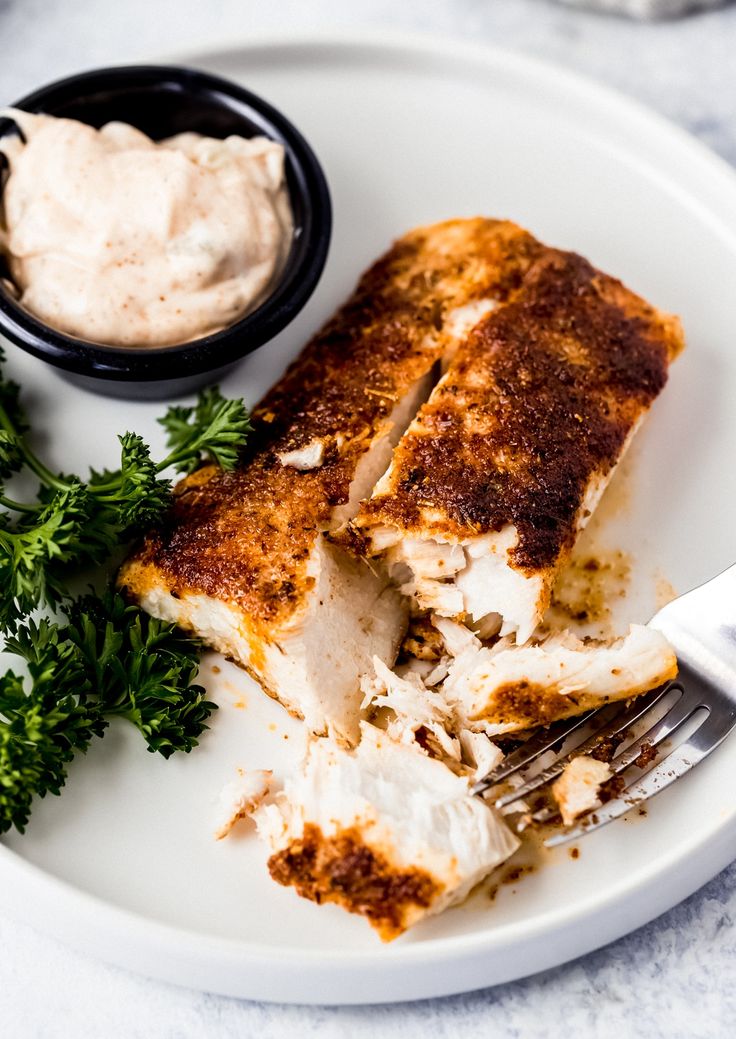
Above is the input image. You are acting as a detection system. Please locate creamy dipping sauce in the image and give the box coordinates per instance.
[0,110,293,347]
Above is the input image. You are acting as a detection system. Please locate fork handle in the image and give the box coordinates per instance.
[649,561,736,696]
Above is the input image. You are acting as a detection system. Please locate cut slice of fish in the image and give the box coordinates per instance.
[350,246,684,644]
[254,723,519,940]
[120,219,548,743]
[122,506,407,745]
[435,617,678,737]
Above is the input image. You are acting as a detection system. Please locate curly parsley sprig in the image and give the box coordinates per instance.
[0,351,251,832]
[0,352,251,628]
[0,591,217,834]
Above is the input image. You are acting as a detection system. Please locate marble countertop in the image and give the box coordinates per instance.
[1,1,735,1036]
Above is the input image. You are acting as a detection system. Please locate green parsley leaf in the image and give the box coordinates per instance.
[159,386,252,474]
[0,592,218,833]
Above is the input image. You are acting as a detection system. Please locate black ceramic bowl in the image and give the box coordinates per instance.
[0,65,332,399]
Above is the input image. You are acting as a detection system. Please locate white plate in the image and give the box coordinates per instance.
[2,31,736,1005]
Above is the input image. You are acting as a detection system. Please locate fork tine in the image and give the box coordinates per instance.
[491,684,674,808]
[545,706,711,847]
[600,691,695,776]
[477,707,601,786]
[529,690,695,825]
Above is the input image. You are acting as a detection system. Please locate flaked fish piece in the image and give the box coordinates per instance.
[360,654,503,781]
[552,757,613,827]
[361,656,459,761]
[213,768,273,840]
[458,728,505,783]
[120,219,548,744]
[435,617,678,737]
[254,723,519,940]
[350,246,685,644]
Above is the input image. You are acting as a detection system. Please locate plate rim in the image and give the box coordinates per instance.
[2,28,736,1003]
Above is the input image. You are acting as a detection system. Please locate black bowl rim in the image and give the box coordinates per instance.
[0,64,332,382]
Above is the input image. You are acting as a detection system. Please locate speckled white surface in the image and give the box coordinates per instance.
[1,1,735,1035]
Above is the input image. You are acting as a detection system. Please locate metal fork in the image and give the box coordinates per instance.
[473,562,736,846]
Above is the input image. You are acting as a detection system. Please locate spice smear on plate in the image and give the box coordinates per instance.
[0,110,292,347]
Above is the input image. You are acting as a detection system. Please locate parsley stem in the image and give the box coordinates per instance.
[86,484,124,500]
[0,402,69,493]
[19,444,69,492]
[0,494,39,514]
[156,448,196,472]
[0,401,16,440]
